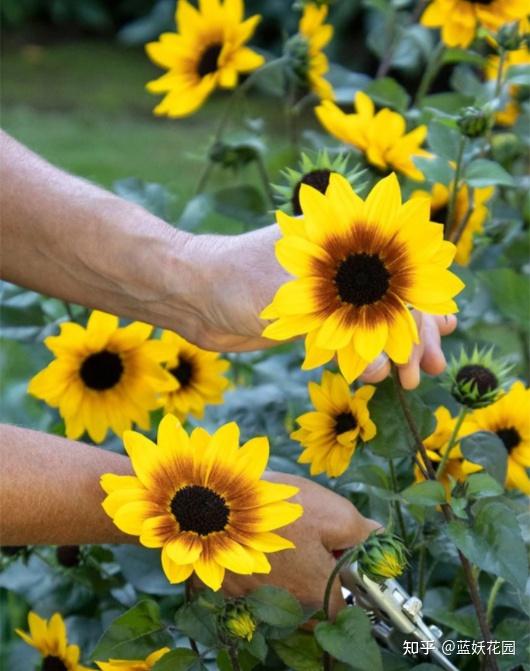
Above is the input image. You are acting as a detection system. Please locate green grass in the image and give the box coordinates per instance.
[0,39,299,203]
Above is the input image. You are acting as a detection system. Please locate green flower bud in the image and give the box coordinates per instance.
[446,346,512,409]
[491,132,523,165]
[283,33,311,87]
[221,601,256,642]
[209,140,259,170]
[357,532,408,583]
[495,21,525,51]
[457,106,493,138]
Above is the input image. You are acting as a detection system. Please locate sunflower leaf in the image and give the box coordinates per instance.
[401,480,446,506]
[446,501,528,591]
[314,607,383,671]
[152,648,203,671]
[90,600,172,661]
[246,585,304,628]
[465,159,515,187]
[271,631,323,671]
[460,431,507,485]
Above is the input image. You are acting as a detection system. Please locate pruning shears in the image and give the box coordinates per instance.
[340,561,459,671]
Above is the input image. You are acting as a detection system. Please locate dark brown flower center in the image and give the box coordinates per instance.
[198,43,223,77]
[335,412,358,434]
[291,169,332,216]
[335,253,390,306]
[169,358,194,388]
[42,657,68,671]
[171,485,229,535]
[431,204,448,225]
[471,0,494,4]
[455,365,498,396]
[496,427,521,453]
[79,350,123,390]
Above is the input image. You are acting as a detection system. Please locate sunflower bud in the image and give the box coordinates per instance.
[495,21,525,51]
[457,106,493,138]
[357,532,407,583]
[491,132,522,165]
[446,347,512,409]
[209,140,260,170]
[272,150,367,215]
[221,601,256,642]
[284,33,311,88]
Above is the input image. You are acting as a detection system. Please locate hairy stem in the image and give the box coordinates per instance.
[435,406,469,477]
[415,41,445,106]
[486,576,505,628]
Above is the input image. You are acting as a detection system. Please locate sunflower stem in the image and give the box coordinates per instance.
[185,579,200,654]
[387,460,413,592]
[227,644,242,671]
[414,41,445,107]
[322,547,359,671]
[445,134,467,238]
[62,301,76,322]
[494,49,507,99]
[391,365,499,671]
[194,56,289,194]
[486,576,504,628]
[435,406,469,478]
[448,186,474,245]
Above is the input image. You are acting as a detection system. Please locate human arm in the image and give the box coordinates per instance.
[0,425,378,613]
[0,131,456,384]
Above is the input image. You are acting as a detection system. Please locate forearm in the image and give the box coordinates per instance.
[0,132,203,331]
[0,425,135,544]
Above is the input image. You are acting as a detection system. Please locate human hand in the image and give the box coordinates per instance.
[214,472,381,617]
[183,225,456,388]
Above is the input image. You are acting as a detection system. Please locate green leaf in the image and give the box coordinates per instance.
[427,120,461,161]
[174,602,219,647]
[315,607,383,671]
[401,480,446,506]
[365,78,410,113]
[113,177,174,220]
[243,631,267,663]
[505,63,530,86]
[447,501,528,591]
[466,472,504,498]
[152,649,202,671]
[414,156,454,185]
[465,159,515,187]
[271,631,323,671]
[479,268,530,326]
[367,380,435,459]
[442,48,485,66]
[246,586,304,628]
[91,600,171,661]
[460,431,507,484]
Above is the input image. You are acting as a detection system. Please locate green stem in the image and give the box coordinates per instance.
[486,577,504,628]
[185,579,199,654]
[435,406,469,478]
[414,41,445,106]
[417,541,427,600]
[194,57,288,194]
[390,366,499,671]
[445,134,467,238]
[448,186,474,245]
[227,645,242,671]
[494,50,506,99]
[62,301,76,322]
[255,152,275,207]
[388,460,413,592]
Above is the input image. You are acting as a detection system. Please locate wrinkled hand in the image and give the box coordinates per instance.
[184,225,456,388]
[212,472,381,616]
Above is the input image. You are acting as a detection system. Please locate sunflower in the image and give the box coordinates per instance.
[420,0,529,48]
[160,330,229,421]
[261,173,464,383]
[485,42,530,126]
[16,611,91,671]
[291,371,376,477]
[145,0,264,118]
[272,150,367,216]
[298,3,334,100]
[315,91,430,180]
[462,381,530,494]
[411,181,494,265]
[28,311,176,444]
[101,414,303,591]
[414,407,480,496]
[96,648,170,671]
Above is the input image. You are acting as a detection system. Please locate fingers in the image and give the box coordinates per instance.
[435,313,457,336]
[419,313,447,376]
[360,354,390,383]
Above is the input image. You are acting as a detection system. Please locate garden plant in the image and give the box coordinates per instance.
[0,0,529,670]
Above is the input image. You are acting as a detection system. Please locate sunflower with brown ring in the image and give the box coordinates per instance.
[292,371,376,477]
[261,172,464,383]
[28,311,176,444]
[101,414,303,591]
[145,0,264,118]
[462,381,530,494]
[160,330,230,421]
[16,612,91,671]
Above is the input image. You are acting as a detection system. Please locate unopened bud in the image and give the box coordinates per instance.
[357,532,408,583]
[457,106,493,138]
